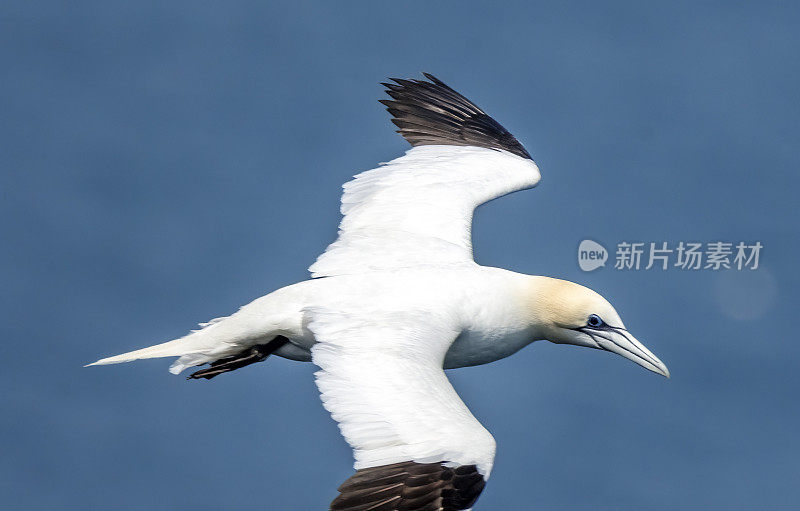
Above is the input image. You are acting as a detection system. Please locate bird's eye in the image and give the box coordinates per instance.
[587,314,604,328]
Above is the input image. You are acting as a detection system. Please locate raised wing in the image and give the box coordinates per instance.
[307,307,495,510]
[309,75,540,278]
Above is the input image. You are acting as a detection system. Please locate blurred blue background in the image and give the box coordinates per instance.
[2,1,798,509]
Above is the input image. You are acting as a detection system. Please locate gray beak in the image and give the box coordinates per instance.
[589,328,670,378]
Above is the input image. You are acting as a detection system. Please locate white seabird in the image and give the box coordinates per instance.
[89,73,669,510]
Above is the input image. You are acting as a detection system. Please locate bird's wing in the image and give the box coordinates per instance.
[309,74,540,278]
[307,307,495,511]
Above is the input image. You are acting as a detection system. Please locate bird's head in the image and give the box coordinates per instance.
[530,278,669,378]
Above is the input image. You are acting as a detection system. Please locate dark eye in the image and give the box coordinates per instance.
[587,314,604,328]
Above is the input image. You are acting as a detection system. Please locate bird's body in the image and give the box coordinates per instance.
[89,74,668,510]
[129,266,541,370]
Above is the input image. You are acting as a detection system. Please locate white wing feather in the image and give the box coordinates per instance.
[308,306,496,476]
[309,145,540,277]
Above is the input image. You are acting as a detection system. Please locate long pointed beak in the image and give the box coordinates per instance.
[590,329,670,378]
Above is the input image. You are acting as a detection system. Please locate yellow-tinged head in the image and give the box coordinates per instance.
[528,277,669,378]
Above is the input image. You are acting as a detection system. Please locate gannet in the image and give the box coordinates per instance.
[88,73,669,510]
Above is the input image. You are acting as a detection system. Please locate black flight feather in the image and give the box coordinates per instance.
[381,73,531,159]
[331,461,486,511]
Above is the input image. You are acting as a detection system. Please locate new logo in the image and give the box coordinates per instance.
[578,240,608,272]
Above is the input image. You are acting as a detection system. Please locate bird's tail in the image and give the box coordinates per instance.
[86,338,189,366]
[85,317,245,374]
[87,282,309,375]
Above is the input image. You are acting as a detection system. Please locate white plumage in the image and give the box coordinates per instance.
[88,74,668,511]
[310,145,539,277]
[309,306,496,475]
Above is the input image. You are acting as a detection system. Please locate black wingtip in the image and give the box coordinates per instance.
[380,73,531,159]
[332,461,486,511]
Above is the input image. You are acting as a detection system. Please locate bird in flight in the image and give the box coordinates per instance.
[89,73,669,510]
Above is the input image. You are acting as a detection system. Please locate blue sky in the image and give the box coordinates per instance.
[1,1,798,509]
